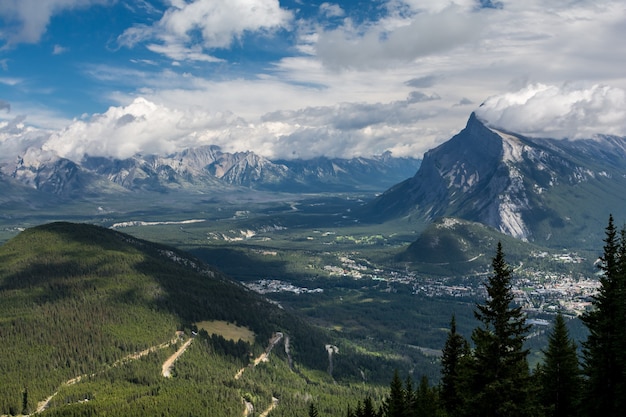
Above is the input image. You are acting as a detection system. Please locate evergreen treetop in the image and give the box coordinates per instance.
[538,312,581,417]
[464,242,535,417]
[581,214,626,416]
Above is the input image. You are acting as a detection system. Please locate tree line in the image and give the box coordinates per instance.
[336,215,626,417]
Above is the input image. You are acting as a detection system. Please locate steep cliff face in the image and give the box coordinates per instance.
[366,113,626,243]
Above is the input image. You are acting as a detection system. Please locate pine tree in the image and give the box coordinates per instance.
[581,215,626,415]
[308,402,320,417]
[383,370,408,417]
[440,315,470,416]
[21,386,28,416]
[463,242,535,417]
[538,312,581,417]
[362,397,380,417]
[404,376,416,417]
[414,375,444,417]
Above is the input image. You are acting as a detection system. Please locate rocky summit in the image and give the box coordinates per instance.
[365,113,626,247]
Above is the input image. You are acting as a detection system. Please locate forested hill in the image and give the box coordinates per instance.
[0,222,339,416]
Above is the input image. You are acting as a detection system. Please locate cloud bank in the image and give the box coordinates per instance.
[475,83,626,139]
[34,92,439,161]
[3,82,626,166]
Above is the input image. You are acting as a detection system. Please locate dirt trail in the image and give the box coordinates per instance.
[259,397,279,417]
[237,333,284,416]
[24,332,278,416]
[235,332,283,380]
[161,337,194,377]
[33,333,184,414]
[242,396,278,417]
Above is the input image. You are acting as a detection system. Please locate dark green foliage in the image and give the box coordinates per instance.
[461,242,536,417]
[439,315,469,416]
[537,312,582,417]
[22,387,29,416]
[414,375,445,417]
[0,222,337,416]
[383,370,407,417]
[375,371,444,417]
[580,215,626,416]
[309,402,320,417]
[197,330,251,365]
[347,396,383,417]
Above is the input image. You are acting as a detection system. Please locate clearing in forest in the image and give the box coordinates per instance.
[195,320,255,344]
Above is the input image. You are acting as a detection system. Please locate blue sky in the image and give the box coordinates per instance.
[1,0,626,162]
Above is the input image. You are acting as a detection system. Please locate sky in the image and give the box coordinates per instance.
[1,0,626,162]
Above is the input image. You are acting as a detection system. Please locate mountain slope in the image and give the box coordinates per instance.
[396,217,540,276]
[0,222,334,415]
[364,113,626,248]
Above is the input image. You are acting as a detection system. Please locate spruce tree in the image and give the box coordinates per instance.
[464,242,535,417]
[404,376,416,417]
[440,315,470,416]
[538,312,581,417]
[308,402,320,417]
[361,397,380,417]
[414,375,444,417]
[383,370,407,417]
[581,215,626,415]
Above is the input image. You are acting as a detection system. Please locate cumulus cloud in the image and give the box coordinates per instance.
[0,91,437,163]
[320,3,345,18]
[118,0,293,62]
[0,100,10,112]
[0,116,51,163]
[475,83,626,139]
[0,0,108,48]
[41,98,247,160]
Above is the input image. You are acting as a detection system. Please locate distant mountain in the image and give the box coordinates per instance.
[0,145,420,196]
[364,113,626,248]
[276,152,420,192]
[7,148,124,198]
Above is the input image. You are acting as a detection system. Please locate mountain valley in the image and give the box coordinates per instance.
[2,111,625,415]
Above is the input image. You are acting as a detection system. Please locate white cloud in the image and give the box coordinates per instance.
[52,44,69,55]
[4,0,626,164]
[319,3,345,18]
[475,83,626,139]
[118,0,293,62]
[42,97,245,160]
[9,91,442,163]
[0,0,109,48]
[0,116,51,163]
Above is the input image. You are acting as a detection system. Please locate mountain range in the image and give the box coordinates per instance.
[3,111,626,250]
[364,113,626,248]
[0,145,420,197]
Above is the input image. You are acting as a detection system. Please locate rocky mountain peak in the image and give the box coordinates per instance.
[365,113,626,244]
